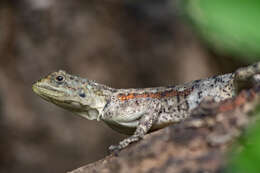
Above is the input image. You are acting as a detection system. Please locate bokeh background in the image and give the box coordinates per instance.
[0,0,259,172]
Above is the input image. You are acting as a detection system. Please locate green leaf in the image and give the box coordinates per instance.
[225,104,260,173]
[182,0,260,62]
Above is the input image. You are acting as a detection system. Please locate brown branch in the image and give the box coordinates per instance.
[68,85,260,173]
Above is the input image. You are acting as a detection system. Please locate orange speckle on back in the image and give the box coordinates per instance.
[117,88,193,101]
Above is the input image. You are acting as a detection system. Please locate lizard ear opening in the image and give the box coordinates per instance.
[78,89,86,98]
[79,93,86,98]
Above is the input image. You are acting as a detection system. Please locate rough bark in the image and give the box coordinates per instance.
[68,85,260,173]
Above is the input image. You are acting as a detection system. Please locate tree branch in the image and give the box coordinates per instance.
[68,85,260,173]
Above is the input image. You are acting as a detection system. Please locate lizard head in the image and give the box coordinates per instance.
[32,70,109,120]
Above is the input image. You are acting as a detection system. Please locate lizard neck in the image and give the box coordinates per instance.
[78,80,115,121]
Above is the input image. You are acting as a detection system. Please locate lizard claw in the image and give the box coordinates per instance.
[108,145,120,156]
[109,145,119,151]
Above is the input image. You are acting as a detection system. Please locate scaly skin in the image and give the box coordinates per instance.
[32,62,260,151]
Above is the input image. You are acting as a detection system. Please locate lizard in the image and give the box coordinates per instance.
[32,62,260,151]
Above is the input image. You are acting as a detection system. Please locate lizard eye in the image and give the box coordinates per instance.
[55,75,64,82]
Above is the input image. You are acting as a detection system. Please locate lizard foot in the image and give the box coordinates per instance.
[108,145,120,156]
[108,135,141,154]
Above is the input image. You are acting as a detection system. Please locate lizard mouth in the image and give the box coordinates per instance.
[32,82,85,111]
[32,82,65,100]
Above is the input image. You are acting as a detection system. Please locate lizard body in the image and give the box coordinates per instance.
[32,62,260,151]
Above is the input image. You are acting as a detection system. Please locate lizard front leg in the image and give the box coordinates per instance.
[109,103,161,151]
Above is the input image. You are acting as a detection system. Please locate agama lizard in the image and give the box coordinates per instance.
[32,62,260,151]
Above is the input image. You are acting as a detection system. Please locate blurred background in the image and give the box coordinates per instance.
[0,0,259,172]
